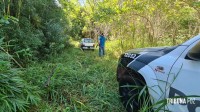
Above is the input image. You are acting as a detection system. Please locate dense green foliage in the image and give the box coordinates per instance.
[21,41,124,111]
[1,0,199,65]
[0,0,82,111]
[82,0,200,51]
[0,37,41,112]
[0,0,79,66]
[0,0,200,111]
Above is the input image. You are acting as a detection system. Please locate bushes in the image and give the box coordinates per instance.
[0,37,41,112]
[0,0,70,66]
[0,0,84,111]
[0,73,41,112]
[21,45,124,111]
[0,0,87,66]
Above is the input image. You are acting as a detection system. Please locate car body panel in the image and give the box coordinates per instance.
[147,45,188,99]
[125,45,188,104]
[126,46,178,71]
[117,34,200,112]
[167,38,200,112]
[182,35,200,46]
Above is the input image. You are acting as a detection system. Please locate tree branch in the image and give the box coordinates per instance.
[44,66,57,87]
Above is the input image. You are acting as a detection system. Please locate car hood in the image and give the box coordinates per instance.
[119,46,177,72]
[124,46,176,63]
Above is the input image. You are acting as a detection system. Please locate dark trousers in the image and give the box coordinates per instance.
[99,47,105,56]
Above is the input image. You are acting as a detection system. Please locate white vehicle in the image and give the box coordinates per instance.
[117,35,200,112]
[80,38,95,50]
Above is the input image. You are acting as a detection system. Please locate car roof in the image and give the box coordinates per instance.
[83,38,93,40]
[182,34,200,46]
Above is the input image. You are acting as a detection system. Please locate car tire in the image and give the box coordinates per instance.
[119,77,151,112]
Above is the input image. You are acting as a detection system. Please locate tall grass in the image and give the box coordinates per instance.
[17,37,191,111]
[0,39,41,112]
[23,40,125,111]
[1,36,191,112]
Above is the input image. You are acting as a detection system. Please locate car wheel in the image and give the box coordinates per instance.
[81,47,84,51]
[119,78,151,112]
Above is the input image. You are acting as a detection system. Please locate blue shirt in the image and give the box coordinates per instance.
[98,35,106,47]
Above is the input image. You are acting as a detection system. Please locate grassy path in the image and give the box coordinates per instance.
[26,41,125,112]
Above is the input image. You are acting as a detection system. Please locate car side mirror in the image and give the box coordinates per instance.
[187,52,200,61]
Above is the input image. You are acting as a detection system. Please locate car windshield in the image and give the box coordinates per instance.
[84,38,94,43]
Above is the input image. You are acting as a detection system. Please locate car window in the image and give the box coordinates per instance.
[190,41,200,53]
[188,41,200,60]
[84,39,94,43]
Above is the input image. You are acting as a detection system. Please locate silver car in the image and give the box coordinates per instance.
[80,38,95,50]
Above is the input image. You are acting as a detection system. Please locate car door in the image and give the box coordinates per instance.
[167,39,200,112]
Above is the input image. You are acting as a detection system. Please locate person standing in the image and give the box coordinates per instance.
[98,33,106,56]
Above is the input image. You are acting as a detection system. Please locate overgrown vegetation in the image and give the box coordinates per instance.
[82,0,200,51]
[0,0,200,111]
[0,0,83,111]
[0,37,41,112]
[22,41,125,111]
[0,0,81,66]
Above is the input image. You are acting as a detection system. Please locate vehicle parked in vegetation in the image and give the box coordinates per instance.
[117,35,200,112]
[80,38,95,50]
